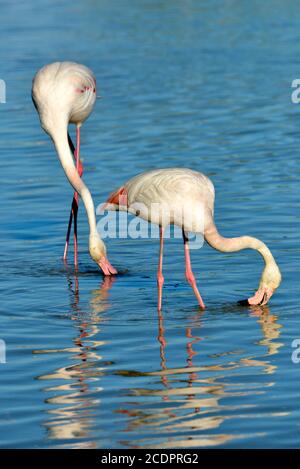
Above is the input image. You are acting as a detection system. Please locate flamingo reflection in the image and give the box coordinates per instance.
[34,272,115,447]
[118,305,284,449]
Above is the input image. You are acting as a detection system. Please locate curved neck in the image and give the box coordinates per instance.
[50,122,98,236]
[204,224,276,268]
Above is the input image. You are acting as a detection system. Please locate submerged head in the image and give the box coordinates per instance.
[89,233,117,276]
[32,61,97,135]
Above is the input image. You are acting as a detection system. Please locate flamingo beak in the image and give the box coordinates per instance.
[238,287,274,306]
[98,257,118,276]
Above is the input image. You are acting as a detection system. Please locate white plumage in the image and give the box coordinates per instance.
[32,62,117,275]
[105,167,281,310]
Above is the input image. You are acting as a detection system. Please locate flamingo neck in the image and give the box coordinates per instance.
[50,122,98,236]
[204,224,281,290]
[205,226,267,255]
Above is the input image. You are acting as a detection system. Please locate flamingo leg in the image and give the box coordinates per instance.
[183,230,205,309]
[63,207,73,261]
[73,127,80,268]
[73,194,79,268]
[157,226,165,311]
[63,126,83,267]
[63,133,76,261]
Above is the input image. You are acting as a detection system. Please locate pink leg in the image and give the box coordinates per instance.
[157,227,165,311]
[63,125,82,267]
[183,230,205,309]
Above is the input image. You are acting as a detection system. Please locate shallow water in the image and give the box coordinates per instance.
[0,0,300,449]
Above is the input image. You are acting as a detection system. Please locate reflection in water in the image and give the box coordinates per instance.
[117,306,285,449]
[1,0,299,449]
[250,306,283,358]
[34,273,115,448]
[33,273,285,448]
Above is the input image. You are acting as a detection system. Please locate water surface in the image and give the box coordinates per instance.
[0,0,299,448]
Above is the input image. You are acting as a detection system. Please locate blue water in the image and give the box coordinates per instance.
[0,0,300,449]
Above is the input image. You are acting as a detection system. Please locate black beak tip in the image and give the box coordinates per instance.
[237,299,250,306]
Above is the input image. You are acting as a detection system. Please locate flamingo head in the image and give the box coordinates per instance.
[89,233,117,276]
[240,261,282,306]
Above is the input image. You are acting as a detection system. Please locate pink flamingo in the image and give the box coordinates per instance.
[104,168,281,310]
[32,61,117,275]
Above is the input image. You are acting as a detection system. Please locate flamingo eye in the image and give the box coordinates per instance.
[76,86,93,94]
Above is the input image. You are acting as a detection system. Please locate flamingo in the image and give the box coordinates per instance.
[32,62,117,275]
[104,168,281,310]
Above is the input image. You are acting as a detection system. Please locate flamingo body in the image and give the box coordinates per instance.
[32,62,96,129]
[105,168,281,309]
[32,62,116,275]
[110,168,215,233]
